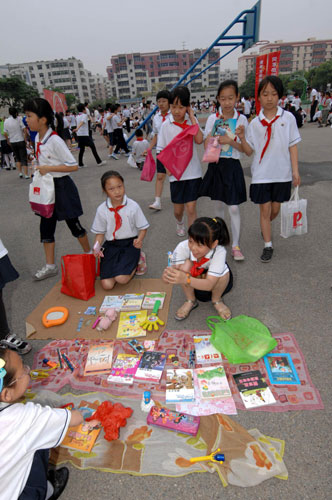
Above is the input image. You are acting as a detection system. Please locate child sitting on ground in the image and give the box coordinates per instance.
[0,347,83,499]
[132,129,149,170]
[162,217,233,321]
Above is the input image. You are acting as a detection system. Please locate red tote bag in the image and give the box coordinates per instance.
[140,150,156,182]
[61,254,96,301]
[157,124,198,180]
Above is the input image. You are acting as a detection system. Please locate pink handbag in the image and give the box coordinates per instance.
[158,124,199,180]
[202,137,221,163]
[140,150,156,182]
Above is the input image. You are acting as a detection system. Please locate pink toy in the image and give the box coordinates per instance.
[96,308,118,332]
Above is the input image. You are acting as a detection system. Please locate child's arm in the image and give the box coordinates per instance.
[148,134,157,150]
[133,229,147,249]
[37,164,78,175]
[187,107,203,144]
[69,409,84,427]
[163,266,219,291]
[236,124,253,156]
[289,144,300,186]
[93,233,105,257]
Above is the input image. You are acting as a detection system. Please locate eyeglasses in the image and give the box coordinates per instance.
[7,364,31,387]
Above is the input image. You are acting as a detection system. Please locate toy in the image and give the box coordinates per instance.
[76,317,84,332]
[57,348,63,369]
[189,448,225,464]
[188,350,196,368]
[92,317,101,329]
[84,306,97,315]
[128,339,145,354]
[61,353,75,372]
[97,308,118,332]
[147,406,200,436]
[86,400,133,441]
[42,306,69,328]
[139,300,165,331]
[140,390,154,413]
[167,251,173,266]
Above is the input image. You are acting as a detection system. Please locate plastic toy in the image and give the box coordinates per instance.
[61,353,75,372]
[188,350,196,368]
[141,390,154,412]
[189,448,225,464]
[92,317,101,329]
[97,308,118,332]
[140,300,165,331]
[76,317,84,332]
[42,306,69,328]
[128,339,145,354]
[86,400,133,441]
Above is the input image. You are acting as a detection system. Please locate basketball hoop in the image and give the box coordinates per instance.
[252,40,270,47]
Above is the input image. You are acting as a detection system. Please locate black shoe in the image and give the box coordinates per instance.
[260,247,273,262]
[48,467,69,500]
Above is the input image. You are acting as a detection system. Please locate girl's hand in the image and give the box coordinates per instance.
[218,134,232,145]
[37,165,50,176]
[133,238,143,249]
[163,267,186,285]
[235,124,245,140]
[187,106,195,120]
[292,172,301,187]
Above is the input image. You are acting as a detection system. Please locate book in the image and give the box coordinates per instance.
[233,370,276,409]
[195,365,232,399]
[134,351,167,382]
[61,421,101,453]
[107,353,141,385]
[83,342,114,376]
[147,406,200,436]
[211,117,237,158]
[116,310,148,338]
[121,293,144,311]
[99,295,124,312]
[166,369,195,403]
[264,353,301,385]
[142,292,166,309]
[193,335,223,365]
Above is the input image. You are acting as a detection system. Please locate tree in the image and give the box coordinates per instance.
[0,76,39,109]
[65,93,77,109]
[305,60,332,91]
[239,71,255,97]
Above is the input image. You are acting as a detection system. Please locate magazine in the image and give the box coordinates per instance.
[166,369,195,403]
[107,353,141,385]
[142,292,166,309]
[264,353,301,385]
[233,370,276,409]
[83,342,114,376]
[134,351,167,382]
[121,293,144,311]
[61,421,101,453]
[211,118,237,158]
[116,310,147,338]
[195,365,231,399]
[193,335,223,365]
[99,295,124,313]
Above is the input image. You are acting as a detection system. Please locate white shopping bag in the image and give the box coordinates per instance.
[29,170,55,218]
[127,154,138,168]
[280,186,307,238]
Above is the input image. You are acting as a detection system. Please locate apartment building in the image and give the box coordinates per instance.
[238,38,332,85]
[107,48,220,100]
[88,73,114,102]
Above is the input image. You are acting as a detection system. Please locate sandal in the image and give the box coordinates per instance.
[212,300,231,321]
[174,299,198,321]
[136,251,147,276]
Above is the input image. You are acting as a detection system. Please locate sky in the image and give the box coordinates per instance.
[1,0,331,76]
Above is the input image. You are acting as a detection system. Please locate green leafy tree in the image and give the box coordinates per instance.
[65,94,77,109]
[239,71,255,97]
[0,76,39,109]
[305,60,332,91]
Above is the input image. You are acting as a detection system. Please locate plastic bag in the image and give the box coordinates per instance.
[61,254,96,301]
[157,124,199,180]
[206,315,277,364]
[280,186,307,238]
[127,154,137,168]
[202,137,221,163]
[140,150,156,182]
[29,170,55,218]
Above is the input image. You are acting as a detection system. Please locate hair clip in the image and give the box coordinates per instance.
[212,218,217,223]
[0,358,7,392]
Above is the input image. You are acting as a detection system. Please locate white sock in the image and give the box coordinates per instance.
[46,264,56,269]
[46,480,54,500]
[155,197,161,203]
[214,200,225,220]
[4,154,11,168]
[176,217,184,225]
[264,241,273,248]
[228,205,241,248]
[85,250,93,254]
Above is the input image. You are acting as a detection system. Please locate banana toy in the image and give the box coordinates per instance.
[140,300,165,332]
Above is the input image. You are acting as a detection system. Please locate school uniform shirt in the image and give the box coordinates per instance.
[157,114,202,183]
[35,128,78,178]
[111,114,122,130]
[105,112,114,133]
[0,238,8,259]
[244,100,251,115]
[245,107,301,184]
[152,110,171,136]
[292,97,301,111]
[69,114,77,127]
[132,139,149,163]
[0,402,70,500]
[3,116,25,143]
[76,113,89,136]
[91,194,149,241]
[204,109,248,160]
[172,240,229,277]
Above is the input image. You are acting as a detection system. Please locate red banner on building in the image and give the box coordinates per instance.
[255,51,281,115]
[267,51,281,77]
[43,89,67,113]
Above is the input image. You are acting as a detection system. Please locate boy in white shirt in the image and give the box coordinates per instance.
[132,129,149,170]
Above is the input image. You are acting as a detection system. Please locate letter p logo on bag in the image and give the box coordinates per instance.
[33,187,40,195]
[293,211,302,228]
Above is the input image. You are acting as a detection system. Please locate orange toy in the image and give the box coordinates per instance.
[42,307,69,328]
[86,401,133,441]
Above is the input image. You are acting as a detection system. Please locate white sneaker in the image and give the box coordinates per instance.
[78,165,86,168]
[33,265,58,281]
[1,334,31,354]
[111,153,119,160]
[176,221,186,237]
[97,160,106,166]
[149,200,161,211]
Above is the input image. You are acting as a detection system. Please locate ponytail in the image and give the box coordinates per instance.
[188,217,230,248]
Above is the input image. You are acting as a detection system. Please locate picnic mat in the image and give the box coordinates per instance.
[24,390,288,487]
[30,331,323,413]
[25,279,172,340]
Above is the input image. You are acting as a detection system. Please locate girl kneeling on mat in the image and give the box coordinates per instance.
[163,217,233,321]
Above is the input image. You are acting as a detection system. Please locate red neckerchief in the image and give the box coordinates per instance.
[108,204,125,239]
[173,120,189,130]
[190,257,209,277]
[259,115,280,163]
[36,131,57,160]
[161,113,168,122]
[136,137,144,141]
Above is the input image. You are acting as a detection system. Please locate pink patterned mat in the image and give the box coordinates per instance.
[30,331,323,412]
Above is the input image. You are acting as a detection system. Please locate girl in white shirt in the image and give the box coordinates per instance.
[91,171,149,290]
[24,98,91,281]
[163,217,233,321]
[3,108,29,178]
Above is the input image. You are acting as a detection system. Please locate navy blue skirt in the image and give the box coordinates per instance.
[194,266,233,302]
[53,176,83,221]
[100,238,140,279]
[170,178,202,204]
[199,158,247,205]
[0,255,19,290]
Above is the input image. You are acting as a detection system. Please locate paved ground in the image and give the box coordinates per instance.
[0,122,331,500]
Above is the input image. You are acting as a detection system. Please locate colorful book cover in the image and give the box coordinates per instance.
[193,335,223,365]
[211,118,237,158]
[61,420,101,453]
[116,310,147,338]
[233,370,276,409]
[166,369,195,403]
[264,353,301,385]
[195,365,231,399]
[121,293,144,311]
[99,295,124,312]
[147,406,200,436]
[107,353,141,385]
[83,342,114,376]
[134,351,167,382]
[142,292,166,309]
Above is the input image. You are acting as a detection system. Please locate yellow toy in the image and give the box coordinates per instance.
[42,307,69,328]
[140,300,165,332]
[189,448,225,464]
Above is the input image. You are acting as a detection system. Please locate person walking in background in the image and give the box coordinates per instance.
[73,103,105,168]
[3,108,29,179]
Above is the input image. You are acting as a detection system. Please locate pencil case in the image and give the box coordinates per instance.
[147,406,200,436]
